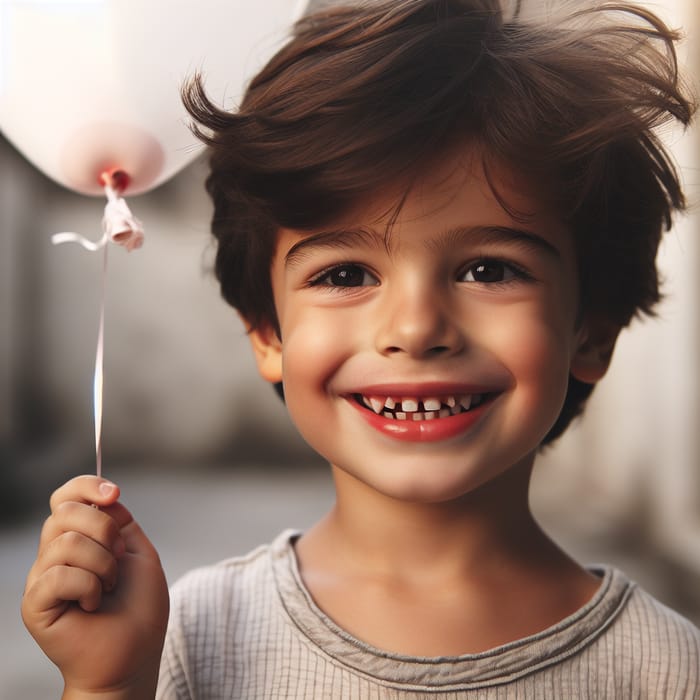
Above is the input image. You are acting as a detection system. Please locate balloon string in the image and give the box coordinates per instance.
[94,243,107,478]
[51,178,144,476]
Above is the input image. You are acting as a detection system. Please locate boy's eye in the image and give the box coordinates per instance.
[311,264,379,288]
[459,259,523,284]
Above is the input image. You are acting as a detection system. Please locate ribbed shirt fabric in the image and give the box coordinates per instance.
[157,530,700,699]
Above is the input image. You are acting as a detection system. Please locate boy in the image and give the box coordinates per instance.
[22,0,700,698]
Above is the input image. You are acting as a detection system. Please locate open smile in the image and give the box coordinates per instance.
[353,393,490,421]
[346,390,500,442]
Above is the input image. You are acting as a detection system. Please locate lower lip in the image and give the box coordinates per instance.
[348,399,492,443]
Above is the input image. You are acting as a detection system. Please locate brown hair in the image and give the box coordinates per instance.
[183,0,694,443]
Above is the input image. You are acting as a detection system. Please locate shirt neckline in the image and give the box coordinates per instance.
[269,529,635,690]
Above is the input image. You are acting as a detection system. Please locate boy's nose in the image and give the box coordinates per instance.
[374,282,465,359]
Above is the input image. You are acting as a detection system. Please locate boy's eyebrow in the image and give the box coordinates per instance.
[440,226,562,259]
[284,227,385,268]
[284,224,561,267]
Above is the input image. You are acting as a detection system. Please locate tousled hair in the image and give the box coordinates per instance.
[183,0,694,443]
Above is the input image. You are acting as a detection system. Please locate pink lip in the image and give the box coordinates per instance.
[345,393,497,443]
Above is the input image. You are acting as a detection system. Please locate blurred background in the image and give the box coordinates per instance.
[1,0,698,697]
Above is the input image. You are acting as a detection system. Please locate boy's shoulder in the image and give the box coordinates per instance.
[618,573,700,654]
[168,529,295,610]
[604,574,700,697]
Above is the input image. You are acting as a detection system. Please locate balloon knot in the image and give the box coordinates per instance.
[99,168,130,194]
[102,189,144,251]
[51,176,144,252]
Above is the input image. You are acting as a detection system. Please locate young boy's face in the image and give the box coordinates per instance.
[249,149,610,504]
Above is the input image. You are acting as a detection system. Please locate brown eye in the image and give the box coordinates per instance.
[314,264,379,287]
[461,260,517,283]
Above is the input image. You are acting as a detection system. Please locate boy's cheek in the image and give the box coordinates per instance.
[280,321,341,383]
[495,320,573,413]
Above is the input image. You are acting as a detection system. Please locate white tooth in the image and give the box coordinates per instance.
[460,395,472,410]
[395,412,407,420]
[383,411,394,419]
[423,398,441,412]
[402,398,419,412]
[424,411,437,420]
[446,396,457,407]
[385,397,396,410]
[370,397,384,414]
[412,412,424,421]
[362,396,373,409]
[439,408,451,418]
[450,405,461,416]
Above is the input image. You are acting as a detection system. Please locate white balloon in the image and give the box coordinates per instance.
[0,0,308,195]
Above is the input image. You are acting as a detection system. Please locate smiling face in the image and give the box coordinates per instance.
[249,150,612,504]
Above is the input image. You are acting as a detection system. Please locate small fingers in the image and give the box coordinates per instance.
[24,564,104,624]
[40,501,124,559]
[41,530,119,593]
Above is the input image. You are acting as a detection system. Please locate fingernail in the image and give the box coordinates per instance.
[98,481,117,497]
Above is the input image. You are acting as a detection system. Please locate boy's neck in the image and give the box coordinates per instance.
[294,456,600,656]
[311,457,545,579]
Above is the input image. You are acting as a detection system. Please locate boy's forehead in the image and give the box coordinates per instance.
[276,147,565,252]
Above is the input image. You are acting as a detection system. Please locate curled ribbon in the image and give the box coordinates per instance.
[52,174,144,477]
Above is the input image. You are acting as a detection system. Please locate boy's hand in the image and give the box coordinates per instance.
[22,476,169,699]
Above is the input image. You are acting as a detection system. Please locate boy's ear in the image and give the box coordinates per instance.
[570,318,621,384]
[245,318,283,384]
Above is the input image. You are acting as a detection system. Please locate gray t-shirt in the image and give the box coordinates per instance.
[157,530,700,699]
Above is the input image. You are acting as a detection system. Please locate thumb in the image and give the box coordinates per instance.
[49,475,121,513]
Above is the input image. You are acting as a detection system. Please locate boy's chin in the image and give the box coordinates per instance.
[332,461,524,507]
